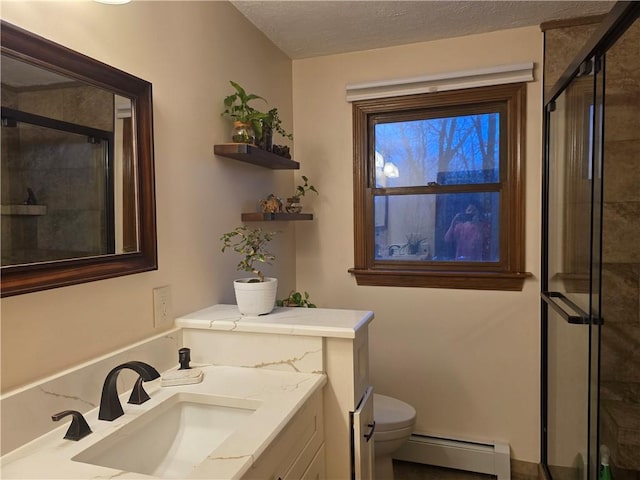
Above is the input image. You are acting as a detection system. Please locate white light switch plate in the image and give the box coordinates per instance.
[153,285,172,328]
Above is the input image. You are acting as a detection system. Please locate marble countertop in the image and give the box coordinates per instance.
[176,304,374,339]
[0,365,326,479]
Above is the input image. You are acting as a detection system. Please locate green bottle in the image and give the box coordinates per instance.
[600,445,612,480]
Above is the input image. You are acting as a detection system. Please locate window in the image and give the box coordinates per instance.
[349,83,530,290]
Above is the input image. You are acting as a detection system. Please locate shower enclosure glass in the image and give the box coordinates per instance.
[1,113,113,265]
[543,56,603,480]
[542,4,639,480]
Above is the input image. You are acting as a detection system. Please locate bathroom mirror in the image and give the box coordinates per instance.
[0,21,157,297]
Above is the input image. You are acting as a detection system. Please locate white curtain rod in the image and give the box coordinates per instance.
[345,62,534,102]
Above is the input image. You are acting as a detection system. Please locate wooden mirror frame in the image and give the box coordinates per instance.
[0,21,157,297]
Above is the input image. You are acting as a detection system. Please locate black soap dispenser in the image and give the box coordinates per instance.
[160,347,204,387]
[178,347,192,369]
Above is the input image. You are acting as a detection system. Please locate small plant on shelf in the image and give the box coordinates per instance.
[220,226,277,283]
[267,108,293,141]
[294,175,318,198]
[220,81,269,144]
[258,107,294,153]
[276,290,317,308]
[219,81,294,158]
[286,175,318,213]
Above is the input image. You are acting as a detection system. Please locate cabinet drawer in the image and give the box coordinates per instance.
[243,389,324,480]
[299,443,325,480]
[282,433,323,480]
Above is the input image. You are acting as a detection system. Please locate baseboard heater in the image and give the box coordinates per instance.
[393,433,511,480]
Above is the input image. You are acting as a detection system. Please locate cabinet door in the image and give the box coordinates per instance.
[245,390,323,480]
[352,386,375,480]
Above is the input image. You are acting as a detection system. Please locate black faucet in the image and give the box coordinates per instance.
[98,361,160,421]
[52,410,92,441]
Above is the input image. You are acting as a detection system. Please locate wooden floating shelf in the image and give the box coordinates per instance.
[214,143,299,170]
[241,212,313,221]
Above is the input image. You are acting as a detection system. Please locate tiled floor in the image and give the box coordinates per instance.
[393,461,496,480]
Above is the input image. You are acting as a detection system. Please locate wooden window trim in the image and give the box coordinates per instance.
[348,83,531,291]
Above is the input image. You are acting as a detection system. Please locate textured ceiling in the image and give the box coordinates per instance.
[231,0,614,59]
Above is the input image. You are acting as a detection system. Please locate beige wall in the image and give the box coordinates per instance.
[0,1,296,391]
[1,3,544,464]
[292,27,543,462]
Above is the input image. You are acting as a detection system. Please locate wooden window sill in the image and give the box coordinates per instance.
[348,267,532,291]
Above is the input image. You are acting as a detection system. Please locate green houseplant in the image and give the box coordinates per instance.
[221,81,269,144]
[220,81,294,157]
[285,175,318,213]
[220,226,276,283]
[258,107,294,152]
[276,290,317,308]
[220,226,278,315]
[267,108,293,141]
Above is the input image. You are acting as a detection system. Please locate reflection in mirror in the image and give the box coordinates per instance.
[0,21,156,296]
[373,192,500,262]
[1,62,139,264]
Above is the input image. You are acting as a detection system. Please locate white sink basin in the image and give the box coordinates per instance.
[72,392,260,479]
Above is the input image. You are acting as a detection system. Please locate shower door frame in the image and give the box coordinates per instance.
[1,106,116,258]
[540,2,640,479]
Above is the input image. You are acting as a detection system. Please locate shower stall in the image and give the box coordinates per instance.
[1,107,114,265]
[541,3,640,480]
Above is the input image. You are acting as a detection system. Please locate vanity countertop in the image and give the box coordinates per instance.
[0,365,326,479]
[176,304,374,339]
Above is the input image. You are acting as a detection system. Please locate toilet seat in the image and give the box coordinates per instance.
[374,393,416,432]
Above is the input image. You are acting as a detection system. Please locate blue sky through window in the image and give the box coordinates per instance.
[374,112,500,188]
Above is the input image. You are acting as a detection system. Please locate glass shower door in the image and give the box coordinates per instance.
[542,55,603,480]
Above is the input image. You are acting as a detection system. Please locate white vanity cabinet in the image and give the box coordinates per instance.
[177,305,374,480]
[0,365,326,480]
[323,317,372,479]
[243,388,324,480]
[0,306,372,480]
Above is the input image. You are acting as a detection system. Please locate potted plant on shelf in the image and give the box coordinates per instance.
[258,107,294,152]
[221,81,270,144]
[285,175,318,213]
[220,226,278,315]
[276,290,317,308]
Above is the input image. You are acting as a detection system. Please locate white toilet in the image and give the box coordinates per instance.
[373,393,416,480]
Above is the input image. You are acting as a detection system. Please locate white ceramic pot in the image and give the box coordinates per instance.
[233,277,278,316]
